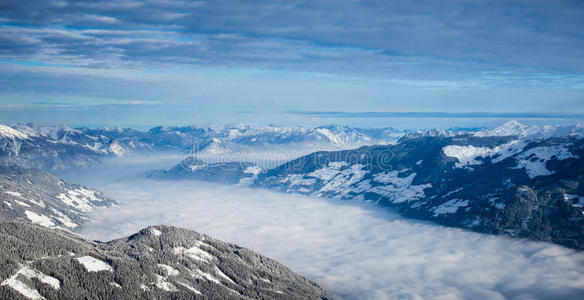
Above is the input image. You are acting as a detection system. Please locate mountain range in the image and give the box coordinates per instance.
[0,123,407,170]
[149,121,584,250]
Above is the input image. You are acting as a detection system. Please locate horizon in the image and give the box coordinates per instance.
[3,118,583,132]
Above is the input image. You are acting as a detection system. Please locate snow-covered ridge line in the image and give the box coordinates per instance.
[474,120,584,139]
[1,166,117,231]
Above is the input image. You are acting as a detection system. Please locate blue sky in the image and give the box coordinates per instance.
[0,0,583,129]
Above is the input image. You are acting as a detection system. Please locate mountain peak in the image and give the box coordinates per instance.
[475,120,527,137]
[0,124,29,139]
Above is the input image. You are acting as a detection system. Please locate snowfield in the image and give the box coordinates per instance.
[75,256,114,273]
[1,265,61,299]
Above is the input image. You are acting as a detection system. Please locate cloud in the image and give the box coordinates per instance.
[71,165,584,300]
[1,1,583,78]
[286,110,584,120]
[1,0,583,127]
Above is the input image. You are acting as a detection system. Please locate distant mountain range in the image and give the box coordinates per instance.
[149,121,584,250]
[0,123,408,170]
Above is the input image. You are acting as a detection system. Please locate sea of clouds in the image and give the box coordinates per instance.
[74,172,584,300]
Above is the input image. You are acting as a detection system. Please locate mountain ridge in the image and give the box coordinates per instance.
[0,221,330,299]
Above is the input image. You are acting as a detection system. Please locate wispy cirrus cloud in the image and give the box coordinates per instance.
[286,110,584,120]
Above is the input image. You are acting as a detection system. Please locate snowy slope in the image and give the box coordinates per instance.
[0,222,329,299]
[0,166,116,230]
[254,121,584,249]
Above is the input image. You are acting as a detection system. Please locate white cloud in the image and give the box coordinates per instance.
[78,175,584,299]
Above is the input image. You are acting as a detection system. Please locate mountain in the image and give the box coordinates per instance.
[0,123,405,170]
[0,221,329,299]
[253,121,584,249]
[0,165,117,231]
[144,157,261,185]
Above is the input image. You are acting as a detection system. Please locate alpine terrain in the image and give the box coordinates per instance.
[253,121,584,249]
[0,222,329,299]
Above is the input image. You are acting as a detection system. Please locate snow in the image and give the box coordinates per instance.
[442,188,463,198]
[280,174,316,190]
[155,274,178,292]
[177,282,202,295]
[192,269,221,284]
[108,140,128,157]
[239,166,262,185]
[214,266,236,285]
[18,266,61,289]
[28,199,45,208]
[172,245,214,263]
[50,208,77,228]
[259,277,271,283]
[443,140,528,168]
[350,179,372,193]
[370,171,431,203]
[198,139,231,155]
[315,128,347,145]
[489,197,506,210]
[25,211,56,228]
[158,264,180,276]
[475,120,584,140]
[1,265,61,300]
[1,275,44,300]
[0,124,29,139]
[443,145,492,167]
[13,199,31,207]
[515,145,577,178]
[5,191,44,208]
[308,161,348,181]
[5,191,22,197]
[318,164,368,197]
[57,187,102,212]
[110,282,122,289]
[76,187,105,202]
[564,194,584,208]
[76,256,113,272]
[151,227,162,236]
[433,199,469,216]
[243,166,261,176]
[475,120,527,137]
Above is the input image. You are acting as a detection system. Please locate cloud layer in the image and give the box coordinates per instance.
[2,0,584,73]
[1,1,583,127]
[77,175,584,299]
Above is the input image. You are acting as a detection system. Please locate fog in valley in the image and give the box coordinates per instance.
[59,157,584,300]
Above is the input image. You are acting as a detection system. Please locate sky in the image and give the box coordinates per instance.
[0,0,583,129]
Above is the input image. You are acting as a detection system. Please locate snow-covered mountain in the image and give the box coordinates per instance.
[144,157,261,185]
[0,222,329,299]
[0,123,405,170]
[247,121,584,249]
[0,166,117,230]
